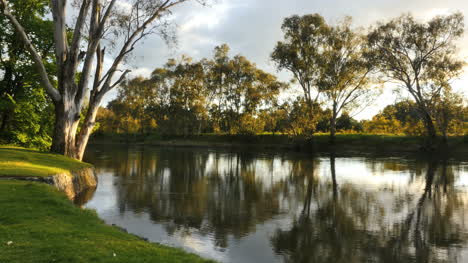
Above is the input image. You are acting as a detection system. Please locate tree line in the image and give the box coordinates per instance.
[97,13,467,143]
[0,0,467,159]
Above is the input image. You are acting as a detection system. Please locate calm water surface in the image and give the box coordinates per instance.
[82,145,468,263]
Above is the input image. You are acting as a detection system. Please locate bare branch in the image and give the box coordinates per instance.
[51,0,68,73]
[68,0,92,74]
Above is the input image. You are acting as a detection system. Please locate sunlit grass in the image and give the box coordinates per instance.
[0,146,92,177]
[0,180,215,263]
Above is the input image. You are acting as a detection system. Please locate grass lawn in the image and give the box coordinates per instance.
[0,146,214,262]
[0,181,214,263]
[0,146,92,177]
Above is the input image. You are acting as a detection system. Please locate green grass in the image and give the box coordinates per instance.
[0,146,214,262]
[0,146,92,177]
[0,180,214,263]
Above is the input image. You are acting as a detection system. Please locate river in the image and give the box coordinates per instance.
[82,144,468,263]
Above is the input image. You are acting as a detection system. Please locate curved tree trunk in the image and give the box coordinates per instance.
[75,92,104,161]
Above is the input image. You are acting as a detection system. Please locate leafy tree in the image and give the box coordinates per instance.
[432,90,467,140]
[0,0,207,160]
[318,17,378,142]
[363,101,427,135]
[0,0,55,149]
[282,98,319,136]
[208,45,284,134]
[367,12,465,145]
[271,14,330,133]
[160,56,209,136]
[109,77,157,134]
[335,112,362,132]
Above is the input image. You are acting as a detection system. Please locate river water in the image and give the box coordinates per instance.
[82,144,468,263]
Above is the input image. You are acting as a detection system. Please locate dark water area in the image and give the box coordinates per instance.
[82,144,468,263]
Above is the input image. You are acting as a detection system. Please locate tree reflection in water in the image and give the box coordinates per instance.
[271,155,468,263]
[84,145,468,263]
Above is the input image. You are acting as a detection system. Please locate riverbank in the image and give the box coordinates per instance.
[0,146,214,263]
[0,146,97,199]
[90,133,468,158]
[0,146,93,177]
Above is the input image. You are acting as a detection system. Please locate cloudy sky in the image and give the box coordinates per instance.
[109,0,468,120]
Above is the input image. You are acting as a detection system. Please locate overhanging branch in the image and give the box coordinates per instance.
[0,0,61,102]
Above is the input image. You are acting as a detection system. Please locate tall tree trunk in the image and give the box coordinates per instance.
[50,99,80,158]
[307,98,315,134]
[2,0,199,161]
[75,96,103,160]
[330,104,337,144]
[420,109,437,148]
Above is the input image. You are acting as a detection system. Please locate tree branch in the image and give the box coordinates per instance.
[68,0,91,75]
[51,0,68,80]
[0,0,61,102]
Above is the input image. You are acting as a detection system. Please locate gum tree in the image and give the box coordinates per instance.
[367,13,464,145]
[0,0,205,160]
[318,18,378,143]
[271,14,330,134]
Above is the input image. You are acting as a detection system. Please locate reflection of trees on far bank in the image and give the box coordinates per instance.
[85,146,468,261]
[271,155,468,263]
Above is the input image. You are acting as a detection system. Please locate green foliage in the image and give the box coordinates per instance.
[367,12,465,139]
[0,0,55,150]
[3,6,466,145]
[99,45,285,137]
[271,14,330,132]
[362,100,467,136]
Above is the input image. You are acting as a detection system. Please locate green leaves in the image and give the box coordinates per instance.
[367,12,465,138]
[0,0,55,149]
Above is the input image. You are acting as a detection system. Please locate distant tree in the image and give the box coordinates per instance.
[432,90,467,141]
[335,112,362,132]
[318,17,378,143]
[383,101,425,135]
[362,115,403,135]
[94,107,119,135]
[208,45,284,134]
[283,98,319,136]
[0,0,206,160]
[271,14,330,134]
[111,77,158,134]
[163,56,208,136]
[367,13,465,145]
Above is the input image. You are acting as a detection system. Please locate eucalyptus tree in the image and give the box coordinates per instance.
[0,0,206,160]
[110,76,158,134]
[318,18,377,143]
[164,56,208,135]
[367,13,464,145]
[271,14,330,133]
[209,44,284,134]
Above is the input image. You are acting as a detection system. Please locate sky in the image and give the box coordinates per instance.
[105,0,468,120]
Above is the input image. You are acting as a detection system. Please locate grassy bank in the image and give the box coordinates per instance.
[0,146,92,177]
[90,133,468,157]
[0,146,213,263]
[0,181,213,263]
